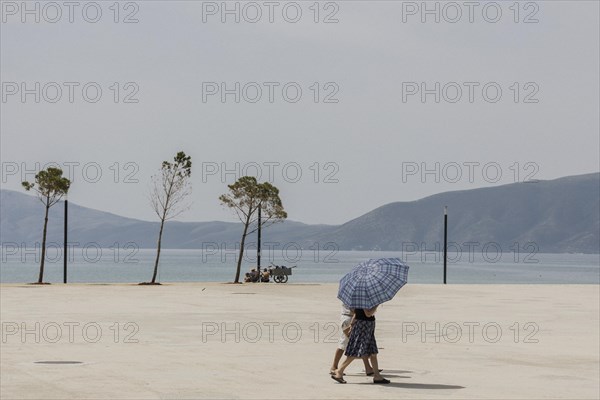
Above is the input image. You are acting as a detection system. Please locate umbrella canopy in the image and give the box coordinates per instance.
[337,258,409,309]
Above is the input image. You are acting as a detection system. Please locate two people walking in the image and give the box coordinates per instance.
[330,304,390,384]
[332,257,410,384]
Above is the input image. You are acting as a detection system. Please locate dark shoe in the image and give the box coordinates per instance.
[366,369,383,376]
[331,375,347,384]
[373,378,390,384]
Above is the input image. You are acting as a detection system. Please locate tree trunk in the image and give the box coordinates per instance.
[234,217,251,283]
[38,200,50,283]
[151,217,166,284]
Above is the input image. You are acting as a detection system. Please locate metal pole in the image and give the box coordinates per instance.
[443,206,447,284]
[64,197,68,284]
[257,204,261,274]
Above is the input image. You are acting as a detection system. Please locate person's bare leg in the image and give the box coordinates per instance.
[331,348,344,373]
[334,356,356,379]
[369,354,384,380]
[362,356,373,374]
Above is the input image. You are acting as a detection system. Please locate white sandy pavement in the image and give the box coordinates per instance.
[0,283,598,399]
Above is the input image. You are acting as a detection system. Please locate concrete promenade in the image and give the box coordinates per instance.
[1,283,598,399]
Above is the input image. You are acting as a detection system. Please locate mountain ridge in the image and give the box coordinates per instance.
[1,172,598,253]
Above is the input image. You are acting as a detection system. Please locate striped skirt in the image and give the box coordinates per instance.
[344,319,378,357]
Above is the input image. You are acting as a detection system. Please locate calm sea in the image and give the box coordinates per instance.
[1,248,598,284]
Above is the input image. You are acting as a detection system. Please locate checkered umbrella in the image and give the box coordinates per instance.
[337,258,409,309]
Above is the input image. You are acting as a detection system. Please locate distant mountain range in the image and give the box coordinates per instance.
[1,173,599,253]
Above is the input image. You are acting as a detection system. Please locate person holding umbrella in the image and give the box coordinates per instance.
[331,258,409,384]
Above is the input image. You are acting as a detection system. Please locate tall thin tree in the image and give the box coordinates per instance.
[219,176,287,283]
[144,151,192,285]
[22,167,71,284]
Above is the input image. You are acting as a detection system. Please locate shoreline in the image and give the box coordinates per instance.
[2,281,600,287]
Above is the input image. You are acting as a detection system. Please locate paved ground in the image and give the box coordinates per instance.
[1,283,598,399]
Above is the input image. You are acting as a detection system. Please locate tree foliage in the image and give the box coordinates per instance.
[150,151,193,222]
[22,167,71,208]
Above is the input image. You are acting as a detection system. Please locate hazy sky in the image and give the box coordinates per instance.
[1,1,599,225]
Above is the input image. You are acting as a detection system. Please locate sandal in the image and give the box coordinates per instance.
[331,375,347,384]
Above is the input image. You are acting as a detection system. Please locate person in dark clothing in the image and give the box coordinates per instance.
[331,305,390,384]
[330,305,378,376]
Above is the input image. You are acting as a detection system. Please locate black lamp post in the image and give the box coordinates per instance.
[257,203,261,274]
[443,206,448,284]
[63,195,68,284]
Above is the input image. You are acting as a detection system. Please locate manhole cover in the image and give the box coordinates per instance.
[35,361,83,365]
